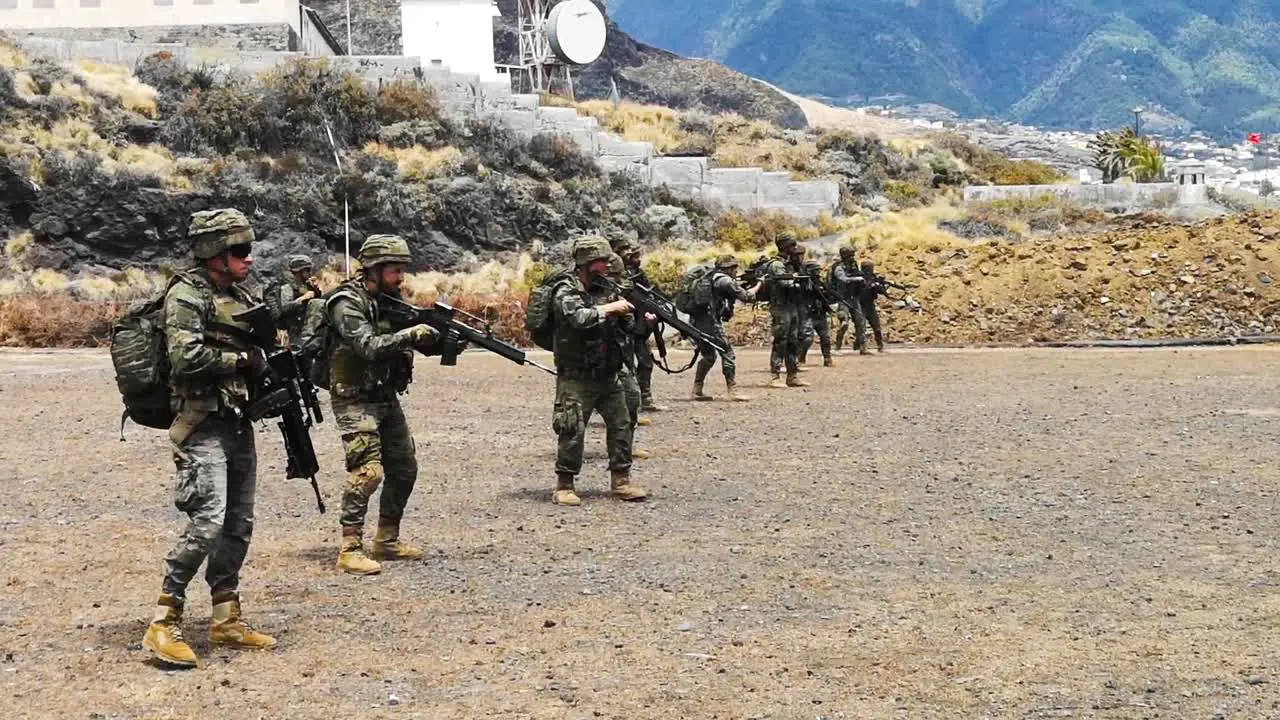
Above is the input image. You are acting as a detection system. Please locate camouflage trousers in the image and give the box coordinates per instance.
[619,365,641,429]
[799,310,832,362]
[769,305,805,374]
[692,314,736,384]
[332,396,418,532]
[633,336,655,401]
[162,414,257,603]
[835,302,868,351]
[553,373,632,475]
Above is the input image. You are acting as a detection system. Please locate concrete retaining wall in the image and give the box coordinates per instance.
[963,182,1182,209]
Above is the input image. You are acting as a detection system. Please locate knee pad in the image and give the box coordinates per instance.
[348,461,385,498]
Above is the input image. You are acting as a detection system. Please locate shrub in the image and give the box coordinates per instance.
[527,133,600,181]
[375,80,440,125]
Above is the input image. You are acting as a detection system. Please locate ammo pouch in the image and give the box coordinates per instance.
[552,398,581,438]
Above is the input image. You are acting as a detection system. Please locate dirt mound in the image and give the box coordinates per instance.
[724,210,1280,346]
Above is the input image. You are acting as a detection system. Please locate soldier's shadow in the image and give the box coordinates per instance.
[288,545,337,569]
[501,487,619,502]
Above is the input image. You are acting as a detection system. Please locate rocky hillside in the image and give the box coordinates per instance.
[0,35,714,278]
[305,0,806,129]
[608,0,1280,137]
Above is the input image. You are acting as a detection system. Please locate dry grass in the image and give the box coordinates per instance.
[0,295,122,347]
[575,100,684,153]
[362,142,463,181]
[71,59,159,118]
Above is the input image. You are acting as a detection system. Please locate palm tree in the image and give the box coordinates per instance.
[1088,127,1166,183]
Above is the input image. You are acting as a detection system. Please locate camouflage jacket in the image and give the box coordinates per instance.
[831,261,866,302]
[761,255,808,310]
[164,269,259,415]
[270,274,315,343]
[705,272,753,322]
[324,282,417,401]
[552,275,636,377]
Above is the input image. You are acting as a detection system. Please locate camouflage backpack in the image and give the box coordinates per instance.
[296,281,353,391]
[743,255,774,303]
[675,264,716,314]
[524,267,574,351]
[109,271,202,433]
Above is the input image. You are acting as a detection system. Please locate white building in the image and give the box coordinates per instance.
[401,0,502,81]
[0,0,343,55]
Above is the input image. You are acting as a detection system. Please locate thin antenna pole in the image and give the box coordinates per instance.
[346,0,352,54]
[322,118,352,277]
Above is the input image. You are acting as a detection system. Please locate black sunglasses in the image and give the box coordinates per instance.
[226,244,252,259]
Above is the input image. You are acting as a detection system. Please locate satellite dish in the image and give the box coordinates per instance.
[547,0,607,65]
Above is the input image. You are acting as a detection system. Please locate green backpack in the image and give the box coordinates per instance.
[674,264,715,314]
[109,271,198,433]
[524,267,574,351]
[296,283,353,391]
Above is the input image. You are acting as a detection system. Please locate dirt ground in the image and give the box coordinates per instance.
[2,345,1280,719]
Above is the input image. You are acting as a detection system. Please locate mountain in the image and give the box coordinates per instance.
[605,0,1280,138]
[306,0,806,128]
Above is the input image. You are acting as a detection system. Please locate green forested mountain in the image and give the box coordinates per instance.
[605,0,1280,136]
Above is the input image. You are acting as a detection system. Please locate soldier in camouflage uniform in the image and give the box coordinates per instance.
[266,254,319,347]
[605,252,653,460]
[797,257,834,367]
[324,235,443,575]
[858,259,888,352]
[831,247,870,355]
[550,237,648,506]
[142,208,278,668]
[760,233,810,388]
[614,240,668,412]
[691,254,756,402]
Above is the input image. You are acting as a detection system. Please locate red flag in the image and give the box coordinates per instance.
[1248,133,1262,144]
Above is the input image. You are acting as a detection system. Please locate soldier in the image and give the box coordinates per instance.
[324,235,444,575]
[605,252,653,460]
[550,236,648,506]
[691,254,756,401]
[615,240,668,413]
[831,247,870,355]
[759,232,810,388]
[797,257,834,368]
[142,208,277,668]
[266,254,320,348]
[859,259,889,352]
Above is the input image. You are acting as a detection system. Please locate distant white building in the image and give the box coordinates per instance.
[401,0,502,81]
[0,0,343,55]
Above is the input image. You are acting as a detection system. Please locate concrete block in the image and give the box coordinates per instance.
[498,110,538,138]
[565,129,599,156]
[512,93,540,111]
[650,157,707,189]
[760,180,839,209]
[707,167,764,194]
[599,157,652,183]
[536,107,582,124]
[700,184,758,211]
[596,133,653,160]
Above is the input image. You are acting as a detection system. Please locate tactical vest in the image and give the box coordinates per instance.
[552,281,626,379]
[326,284,413,400]
[168,272,257,415]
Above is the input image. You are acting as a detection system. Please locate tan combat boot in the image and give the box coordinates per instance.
[632,448,652,460]
[636,416,652,427]
[209,591,277,651]
[553,472,581,506]
[371,520,425,561]
[726,380,752,402]
[640,394,669,412]
[786,371,810,387]
[611,470,648,501]
[142,594,198,668]
[336,527,382,575]
[692,380,713,401]
[768,372,787,389]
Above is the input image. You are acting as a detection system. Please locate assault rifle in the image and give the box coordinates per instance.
[598,276,729,356]
[379,294,557,376]
[771,271,862,318]
[233,303,326,514]
[864,273,915,301]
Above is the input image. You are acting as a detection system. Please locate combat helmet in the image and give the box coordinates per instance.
[188,208,254,260]
[572,236,613,266]
[358,234,412,268]
[287,254,314,273]
[839,246,855,262]
[714,253,739,271]
[775,230,798,254]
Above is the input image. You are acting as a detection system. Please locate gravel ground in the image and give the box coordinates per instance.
[2,345,1279,719]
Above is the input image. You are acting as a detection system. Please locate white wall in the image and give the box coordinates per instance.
[401,0,500,81]
[0,0,300,34]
